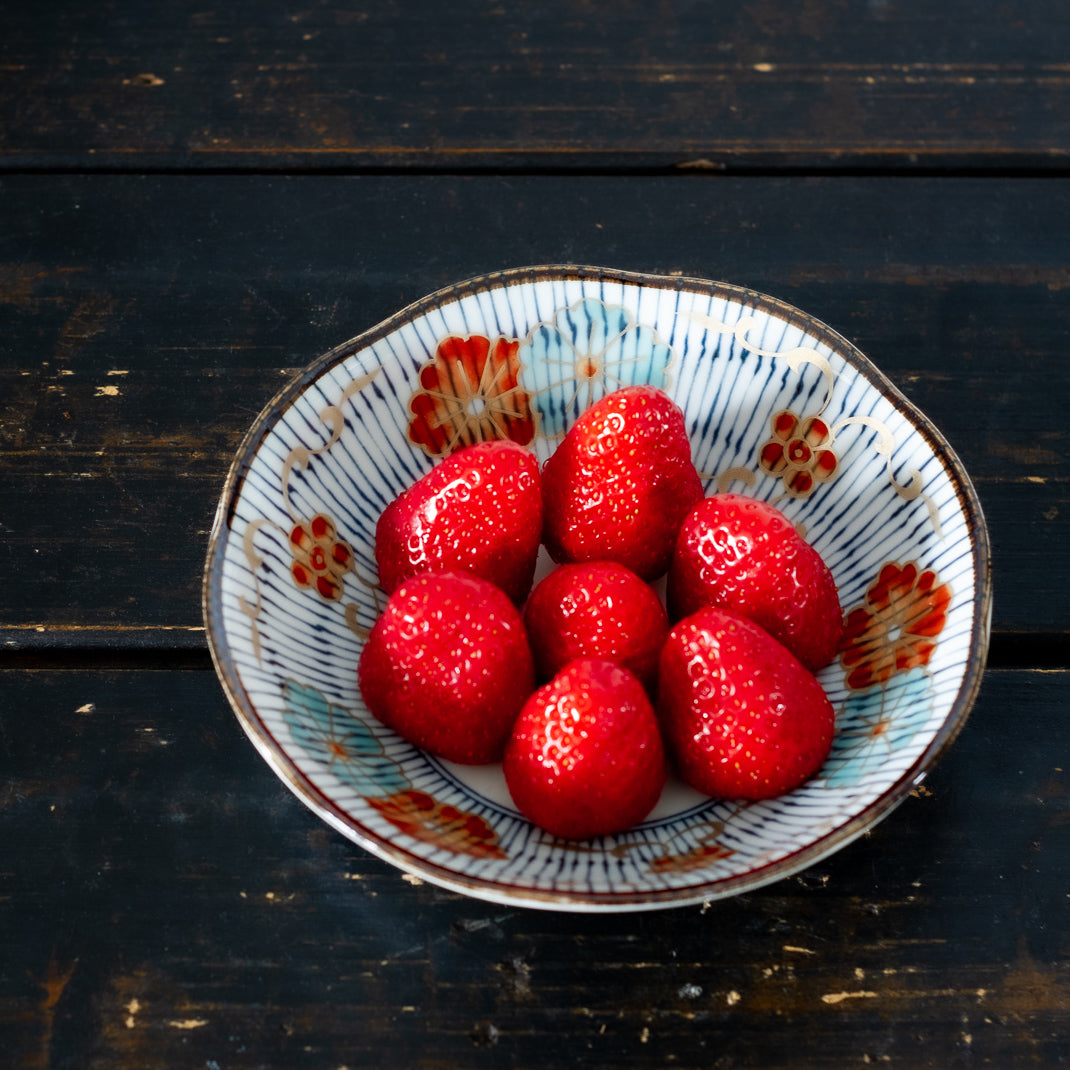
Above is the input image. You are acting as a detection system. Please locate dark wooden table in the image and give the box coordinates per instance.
[3,3,1069,1067]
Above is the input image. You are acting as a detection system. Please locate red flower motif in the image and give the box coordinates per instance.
[839,561,952,691]
[289,513,353,601]
[367,790,507,860]
[759,410,838,497]
[407,335,535,457]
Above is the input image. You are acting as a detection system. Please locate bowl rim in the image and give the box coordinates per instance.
[202,264,993,912]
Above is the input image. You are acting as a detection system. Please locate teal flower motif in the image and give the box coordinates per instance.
[822,668,934,789]
[518,298,674,435]
[281,679,410,797]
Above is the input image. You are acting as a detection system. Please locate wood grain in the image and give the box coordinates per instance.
[0,667,1066,1067]
[3,1,1070,171]
[0,175,1065,642]
[2,4,1066,1067]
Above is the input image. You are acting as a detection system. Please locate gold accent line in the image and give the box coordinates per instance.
[714,466,757,493]
[344,602,371,641]
[316,367,381,450]
[283,367,382,519]
[831,416,943,539]
[242,517,271,572]
[683,310,835,412]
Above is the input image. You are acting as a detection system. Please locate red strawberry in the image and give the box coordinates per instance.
[523,561,668,694]
[541,386,703,582]
[658,607,835,800]
[504,659,667,840]
[358,571,534,764]
[667,493,842,671]
[375,439,542,603]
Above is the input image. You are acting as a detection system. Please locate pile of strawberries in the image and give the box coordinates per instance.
[358,386,843,840]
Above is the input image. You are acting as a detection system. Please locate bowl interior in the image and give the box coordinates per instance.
[204,266,991,912]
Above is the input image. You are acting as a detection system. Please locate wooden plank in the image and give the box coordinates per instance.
[0,667,1067,1066]
[3,0,1070,171]
[0,175,1065,642]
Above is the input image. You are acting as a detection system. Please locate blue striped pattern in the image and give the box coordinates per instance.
[204,268,990,912]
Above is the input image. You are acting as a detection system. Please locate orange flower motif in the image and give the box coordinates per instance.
[368,790,507,860]
[408,335,535,457]
[759,410,838,497]
[647,838,734,875]
[839,562,952,691]
[289,513,353,601]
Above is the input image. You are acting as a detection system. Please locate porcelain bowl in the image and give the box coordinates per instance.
[203,266,991,912]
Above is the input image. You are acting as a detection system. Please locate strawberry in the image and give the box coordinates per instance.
[375,439,542,603]
[667,493,842,671]
[541,386,703,582]
[658,607,835,800]
[503,659,667,840]
[357,571,534,764]
[523,561,668,694]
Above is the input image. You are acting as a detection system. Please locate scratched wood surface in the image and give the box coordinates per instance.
[1,668,1067,1067]
[3,0,1070,171]
[0,175,1067,649]
[3,0,1070,1066]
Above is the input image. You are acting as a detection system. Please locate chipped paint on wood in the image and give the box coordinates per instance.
[39,957,76,1064]
[821,990,879,1005]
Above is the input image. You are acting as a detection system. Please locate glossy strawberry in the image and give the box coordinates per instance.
[541,386,703,582]
[658,607,835,800]
[358,571,534,764]
[375,439,542,603]
[667,493,842,671]
[504,659,667,840]
[523,561,668,694]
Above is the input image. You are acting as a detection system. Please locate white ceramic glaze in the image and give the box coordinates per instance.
[203,266,991,912]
